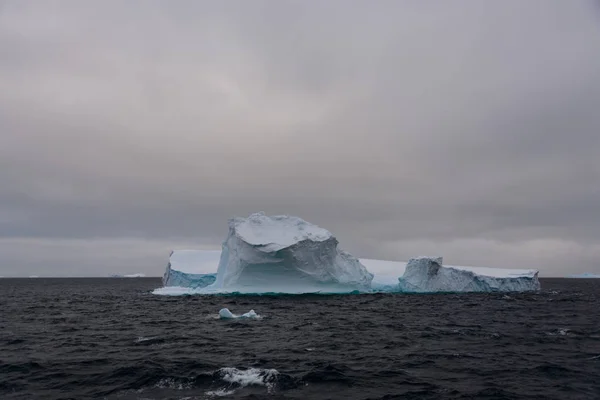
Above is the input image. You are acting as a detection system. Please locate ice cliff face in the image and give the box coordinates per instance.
[398,256,541,293]
[162,250,219,288]
[211,212,373,293]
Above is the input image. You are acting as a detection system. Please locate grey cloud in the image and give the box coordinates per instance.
[1,1,600,276]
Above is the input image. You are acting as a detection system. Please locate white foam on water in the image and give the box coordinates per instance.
[134,336,154,343]
[219,367,278,388]
[153,378,191,390]
[205,388,236,397]
[546,328,570,336]
[207,367,280,396]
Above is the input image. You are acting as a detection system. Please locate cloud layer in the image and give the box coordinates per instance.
[1,1,600,276]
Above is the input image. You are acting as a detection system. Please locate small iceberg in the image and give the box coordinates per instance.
[218,308,261,320]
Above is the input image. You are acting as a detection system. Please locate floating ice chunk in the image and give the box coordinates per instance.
[218,308,261,319]
[209,212,373,293]
[218,308,235,319]
[241,310,259,319]
[398,256,540,292]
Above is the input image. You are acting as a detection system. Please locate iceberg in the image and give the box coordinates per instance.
[162,250,220,288]
[157,252,540,294]
[210,213,373,293]
[397,256,540,292]
[156,214,540,295]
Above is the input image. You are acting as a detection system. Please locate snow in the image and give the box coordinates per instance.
[208,212,373,293]
[398,256,540,292]
[232,212,331,252]
[218,308,261,319]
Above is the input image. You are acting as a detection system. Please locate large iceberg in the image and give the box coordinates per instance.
[397,256,540,292]
[156,214,540,295]
[210,212,373,293]
[157,251,541,294]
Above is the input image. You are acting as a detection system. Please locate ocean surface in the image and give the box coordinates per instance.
[1,278,599,400]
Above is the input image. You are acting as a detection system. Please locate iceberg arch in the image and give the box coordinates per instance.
[211,213,373,293]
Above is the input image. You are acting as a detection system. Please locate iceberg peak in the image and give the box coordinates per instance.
[211,213,373,292]
[231,212,332,252]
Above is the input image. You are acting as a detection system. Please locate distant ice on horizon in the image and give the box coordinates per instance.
[568,273,600,278]
[109,273,147,278]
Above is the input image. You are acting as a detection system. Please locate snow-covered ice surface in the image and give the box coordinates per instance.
[207,212,373,293]
[232,213,331,252]
[398,256,540,293]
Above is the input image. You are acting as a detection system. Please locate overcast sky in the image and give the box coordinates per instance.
[1,1,600,277]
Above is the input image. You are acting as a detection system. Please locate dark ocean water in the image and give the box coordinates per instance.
[1,278,599,400]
